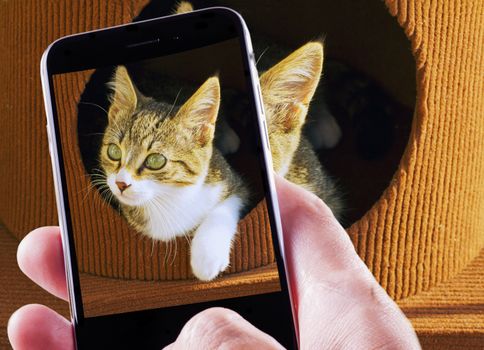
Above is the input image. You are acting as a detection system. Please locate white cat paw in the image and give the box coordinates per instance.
[190,240,230,281]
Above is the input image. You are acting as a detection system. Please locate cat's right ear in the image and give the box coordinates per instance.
[107,66,138,121]
[175,77,220,147]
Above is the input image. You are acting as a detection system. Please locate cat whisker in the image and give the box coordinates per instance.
[151,239,155,257]
[150,197,188,240]
[90,178,107,185]
[165,239,172,266]
[85,171,107,182]
[90,184,107,191]
[148,208,171,266]
[149,198,198,269]
[77,176,108,203]
[256,46,271,66]
[99,187,114,205]
[107,193,117,209]
[148,197,188,267]
[83,172,105,179]
[104,129,123,140]
[170,237,178,266]
[167,88,183,118]
[95,186,116,212]
[77,180,94,195]
[183,232,191,246]
[80,181,99,203]
[108,118,126,139]
[82,132,107,137]
[79,101,109,115]
[91,167,106,174]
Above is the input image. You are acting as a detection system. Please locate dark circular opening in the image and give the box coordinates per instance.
[78,0,416,227]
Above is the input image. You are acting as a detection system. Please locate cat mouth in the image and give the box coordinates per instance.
[106,176,151,207]
[116,192,140,205]
[112,189,150,206]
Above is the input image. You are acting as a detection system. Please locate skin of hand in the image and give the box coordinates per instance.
[7,175,421,349]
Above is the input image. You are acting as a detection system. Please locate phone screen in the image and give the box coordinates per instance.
[46,11,295,348]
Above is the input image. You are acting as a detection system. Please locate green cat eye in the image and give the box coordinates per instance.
[145,153,166,170]
[107,143,122,161]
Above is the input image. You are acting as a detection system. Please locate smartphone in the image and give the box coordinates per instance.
[40,7,297,349]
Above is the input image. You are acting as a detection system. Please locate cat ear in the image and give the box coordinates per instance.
[260,42,323,132]
[107,66,139,120]
[173,1,194,14]
[175,77,220,146]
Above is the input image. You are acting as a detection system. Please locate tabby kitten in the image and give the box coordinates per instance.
[100,66,247,281]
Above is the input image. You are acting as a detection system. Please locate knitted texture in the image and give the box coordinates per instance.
[0,0,483,348]
[347,0,484,300]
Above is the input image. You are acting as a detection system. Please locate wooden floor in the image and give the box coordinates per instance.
[80,263,281,317]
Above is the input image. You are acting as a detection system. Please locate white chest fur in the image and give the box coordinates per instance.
[142,181,224,241]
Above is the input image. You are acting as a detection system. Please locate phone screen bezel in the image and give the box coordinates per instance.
[41,7,297,349]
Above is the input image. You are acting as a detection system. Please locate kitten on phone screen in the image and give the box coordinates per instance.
[98,45,342,281]
[97,10,342,282]
[100,67,248,281]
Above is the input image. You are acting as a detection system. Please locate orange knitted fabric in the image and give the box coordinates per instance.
[0,0,483,348]
[347,0,484,300]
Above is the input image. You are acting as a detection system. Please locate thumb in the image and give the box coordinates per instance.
[274,175,420,349]
[274,174,361,291]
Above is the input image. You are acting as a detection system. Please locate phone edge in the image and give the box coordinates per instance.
[235,12,300,347]
[40,45,80,349]
[39,6,299,348]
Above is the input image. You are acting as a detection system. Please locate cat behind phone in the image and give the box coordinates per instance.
[99,66,248,281]
[258,42,343,217]
[174,1,343,218]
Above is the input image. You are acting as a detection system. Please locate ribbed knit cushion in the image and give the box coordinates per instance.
[0,0,483,348]
[347,0,484,300]
[399,248,484,349]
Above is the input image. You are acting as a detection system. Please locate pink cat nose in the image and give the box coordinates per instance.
[116,181,131,193]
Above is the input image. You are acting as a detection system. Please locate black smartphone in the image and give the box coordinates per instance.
[40,7,297,349]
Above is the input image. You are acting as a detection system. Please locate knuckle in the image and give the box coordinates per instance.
[287,183,336,220]
[195,307,240,327]
[178,308,242,347]
[306,193,335,220]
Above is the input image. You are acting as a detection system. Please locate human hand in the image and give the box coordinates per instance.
[8,175,420,349]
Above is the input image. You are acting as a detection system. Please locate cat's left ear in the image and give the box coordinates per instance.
[107,66,140,120]
[260,42,323,131]
[175,77,220,146]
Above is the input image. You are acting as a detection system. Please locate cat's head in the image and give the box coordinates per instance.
[260,42,323,175]
[99,66,220,207]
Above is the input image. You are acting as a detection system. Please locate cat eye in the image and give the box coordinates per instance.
[107,143,122,161]
[144,153,167,170]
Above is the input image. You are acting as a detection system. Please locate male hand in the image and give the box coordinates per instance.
[8,176,420,349]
